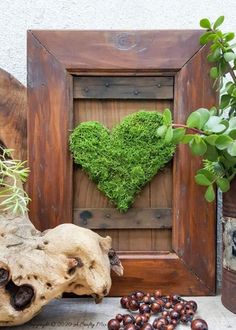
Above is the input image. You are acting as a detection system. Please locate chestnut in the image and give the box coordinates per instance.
[123,314,135,326]
[139,304,151,314]
[150,302,162,314]
[108,319,120,330]
[174,302,184,312]
[188,300,198,312]
[120,296,130,309]
[128,299,139,311]
[191,319,208,330]
[135,291,145,301]
[170,310,180,320]
[153,290,162,299]
[115,314,123,322]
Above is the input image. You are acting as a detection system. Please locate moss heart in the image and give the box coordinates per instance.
[69,111,175,212]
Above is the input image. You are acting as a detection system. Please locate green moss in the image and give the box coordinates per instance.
[69,111,175,212]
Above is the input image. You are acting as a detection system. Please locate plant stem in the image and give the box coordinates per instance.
[227,64,236,83]
[210,28,236,83]
[172,124,206,135]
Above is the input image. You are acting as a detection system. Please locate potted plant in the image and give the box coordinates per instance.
[157,16,236,313]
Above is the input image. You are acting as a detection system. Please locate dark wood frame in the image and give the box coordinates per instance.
[27,30,217,295]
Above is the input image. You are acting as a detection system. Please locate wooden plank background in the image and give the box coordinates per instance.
[73,99,173,252]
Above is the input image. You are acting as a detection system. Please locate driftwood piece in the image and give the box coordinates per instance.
[0,69,123,326]
[0,210,123,327]
[0,68,27,161]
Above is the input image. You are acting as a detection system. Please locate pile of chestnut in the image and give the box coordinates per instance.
[107,290,208,330]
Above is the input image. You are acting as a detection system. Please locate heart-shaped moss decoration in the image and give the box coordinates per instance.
[69,111,175,212]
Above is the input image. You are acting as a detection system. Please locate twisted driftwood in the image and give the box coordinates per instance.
[0,69,123,326]
[0,210,123,326]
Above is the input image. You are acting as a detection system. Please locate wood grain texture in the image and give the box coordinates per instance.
[30,30,203,72]
[110,256,213,296]
[73,76,173,99]
[74,208,172,229]
[0,68,27,160]
[95,229,172,252]
[173,45,217,293]
[27,32,73,230]
[27,30,216,295]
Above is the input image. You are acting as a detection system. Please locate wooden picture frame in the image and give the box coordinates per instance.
[27,30,217,296]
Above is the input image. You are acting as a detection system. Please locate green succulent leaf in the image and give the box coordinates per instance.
[172,128,186,144]
[204,143,219,161]
[229,129,236,139]
[229,117,236,129]
[212,48,222,61]
[195,174,212,186]
[224,32,235,42]
[210,67,219,79]
[204,116,226,133]
[216,178,230,192]
[205,185,215,202]
[200,31,214,45]
[227,141,236,156]
[204,134,218,146]
[186,111,201,129]
[200,18,211,29]
[213,16,224,29]
[224,52,236,62]
[196,108,211,128]
[164,126,173,143]
[232,88,236,97]
[157,125,167,137]
[215,135,233,150]
[197,168,215,182]
[181,134,195,144]
[163,108,172,125]
[226,82,235,94]
[209,106,218,115]
[189,137,207,156]
[220,94,232,109]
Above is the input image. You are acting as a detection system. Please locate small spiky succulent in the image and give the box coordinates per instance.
[0,145,30,215]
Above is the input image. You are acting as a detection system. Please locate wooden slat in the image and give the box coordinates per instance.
[73,76,173,99]
[73,208,172,229]
[110,255,214,296]
[30,30,203,71]
[27,32,73,230]
[173,45,217,293]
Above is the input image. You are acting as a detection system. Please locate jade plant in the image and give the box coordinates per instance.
[157,16,236,202]
[0,144,30,215]
[70,111,175,212]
